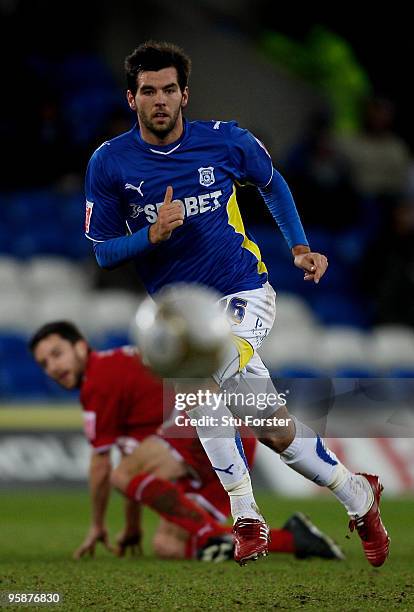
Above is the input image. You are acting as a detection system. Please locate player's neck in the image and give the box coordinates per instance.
[139,116,184,147]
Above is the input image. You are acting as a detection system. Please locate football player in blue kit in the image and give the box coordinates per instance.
[84,41,389,567]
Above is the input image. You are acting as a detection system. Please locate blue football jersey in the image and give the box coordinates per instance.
[85,119,273,296]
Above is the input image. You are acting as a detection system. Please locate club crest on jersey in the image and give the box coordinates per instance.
[85,201,94,233]
[198,166,215,187]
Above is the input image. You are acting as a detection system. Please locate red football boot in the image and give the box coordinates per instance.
[233,518,270,566]
[349,473,390,567]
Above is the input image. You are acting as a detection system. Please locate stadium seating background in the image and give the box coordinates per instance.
[1,1,414,400]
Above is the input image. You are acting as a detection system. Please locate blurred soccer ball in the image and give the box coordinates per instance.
[133,284,231,378]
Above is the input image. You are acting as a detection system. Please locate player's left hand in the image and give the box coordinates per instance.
[114,529,143,557]
[73,525,114,559]
[294,252,328,284]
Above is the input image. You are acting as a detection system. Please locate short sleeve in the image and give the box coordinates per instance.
[81,359,123,451]
[84,145,126,242]
[82,390,120,452]
[227,124,273,188]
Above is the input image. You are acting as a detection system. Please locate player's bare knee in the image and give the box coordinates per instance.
[257,406,295,454]
[152,533,185,559]
[110,466,128,491]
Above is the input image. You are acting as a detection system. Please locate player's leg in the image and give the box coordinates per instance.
[181,377,264,526]
[183,381,271,566]
[152,519,188,559]
[230,354,389,566]
[182,378,272,565]
[111,435,187,490]
[180,285,277,564]
[188,473,344,561]
[180,284,279,527]
[256,405,389,566]
[111,436,228,547]
[235,352,389,565]
[205,435,294,557]
[219,283,389,567]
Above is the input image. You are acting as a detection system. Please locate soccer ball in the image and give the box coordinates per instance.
[133,284,231,378]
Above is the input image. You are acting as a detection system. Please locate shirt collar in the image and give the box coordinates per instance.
[134,119,189,154]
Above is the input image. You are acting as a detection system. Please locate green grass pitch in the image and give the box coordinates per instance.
[0,491,413,611]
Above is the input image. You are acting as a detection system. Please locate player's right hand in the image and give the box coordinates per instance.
[73,525,114,559]
[149,186,184,243]
[114,529,143,557]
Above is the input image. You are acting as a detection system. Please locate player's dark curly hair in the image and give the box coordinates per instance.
[29,321,86,352]
[125,40,191,95]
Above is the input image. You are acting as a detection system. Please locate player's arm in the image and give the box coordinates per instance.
[259,171,328,283]
[228,125,328,283]
[91,186,184,269]
[148,186,184,244]
[115,499,143,557]
[85,149,161,270]
[73,451,114,559]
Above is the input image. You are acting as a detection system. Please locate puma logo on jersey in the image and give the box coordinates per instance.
[125,181,144,197]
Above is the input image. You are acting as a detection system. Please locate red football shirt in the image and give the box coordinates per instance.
[80,346,166,452]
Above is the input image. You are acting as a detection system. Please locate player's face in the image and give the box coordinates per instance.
[127,67,188,144]
[33,334,89,390]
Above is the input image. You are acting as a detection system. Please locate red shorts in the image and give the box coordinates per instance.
[158,423,257,523]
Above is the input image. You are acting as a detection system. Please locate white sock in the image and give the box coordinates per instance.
[187,401,263,522]
[328,465,374,517]
[224,473,263,523]
[280,417,373,516]
[280,416,340,485]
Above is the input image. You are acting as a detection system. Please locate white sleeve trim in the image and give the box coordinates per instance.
[92,444,113,454]
[84,233,105,243]
[263,166,274,189]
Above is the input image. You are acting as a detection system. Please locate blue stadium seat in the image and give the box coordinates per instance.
[306,228,335,257]
[0,333,29,361]
[272,366,322,378]
[10,225,67,257]
[95,331,133,351]
[334,367,378,378]
[309,292,372,328]
[334,227,368,266]
[267,261,308,294]
[0,360,50,399]
[2,189,90,259]
[249,227,292,263]
[355,378,414,404]
[0,353,80,400]
[272,375,335,420]
[58,54,117,91]
[64,89,120,144]
[387,367,414,378]
[0,224,12,254]
[5,191,58,226]
[61,230,93,259]
[44,377,80,401]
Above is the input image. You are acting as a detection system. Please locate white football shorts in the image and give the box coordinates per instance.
[214,282,280,420]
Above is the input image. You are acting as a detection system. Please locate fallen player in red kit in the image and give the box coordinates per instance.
[30,321,344,562]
